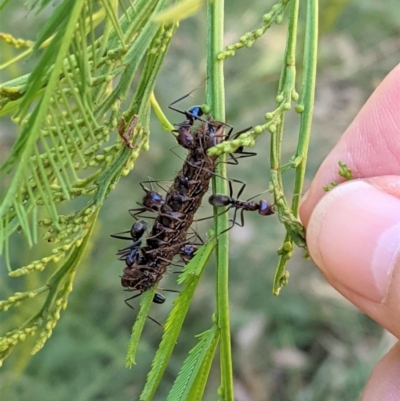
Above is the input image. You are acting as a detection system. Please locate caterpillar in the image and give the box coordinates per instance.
[118,114,226,298]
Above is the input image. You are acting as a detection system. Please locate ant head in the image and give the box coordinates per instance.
[143,190,164,208]
[258,201,275,216]
[180,244,198,258]
[186,105,203,122]
[125,249,140,267]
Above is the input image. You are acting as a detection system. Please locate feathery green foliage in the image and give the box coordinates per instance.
[166,326,219,401]
[0,0,175,364]
[139,236,216,399]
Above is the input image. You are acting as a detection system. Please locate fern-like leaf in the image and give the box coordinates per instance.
[166,326,219,401]
[0,0,176,363]
[139,236,216,400]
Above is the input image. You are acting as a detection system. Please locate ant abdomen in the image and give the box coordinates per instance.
[130,219,147,239]
[153,293,166,304]
[208,194,231,207]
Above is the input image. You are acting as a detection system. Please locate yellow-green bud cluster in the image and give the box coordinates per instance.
[207,132,255,157]
[43,205,96,243]
[31,273,74,356]
[0,325,39,364]
[9,242,74,277]
[338,161,353,180]
[218,0,290,60]
[0,33,33,49]
[0,289,46,311]
[32,311,59,354]
[149,23,177,55]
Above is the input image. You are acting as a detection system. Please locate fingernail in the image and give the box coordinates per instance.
[307,180,400,302]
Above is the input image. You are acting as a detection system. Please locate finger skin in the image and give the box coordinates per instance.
[301,64,400,227]
[299,64,400,338]
[300,64,400,399]
[361,341,400,401]
[304,177,400,338]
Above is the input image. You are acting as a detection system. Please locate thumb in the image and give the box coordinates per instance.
[303,176,400,337]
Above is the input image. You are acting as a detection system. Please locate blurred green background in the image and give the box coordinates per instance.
[1,1,399,400]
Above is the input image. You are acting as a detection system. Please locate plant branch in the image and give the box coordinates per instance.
[207,1,234,400]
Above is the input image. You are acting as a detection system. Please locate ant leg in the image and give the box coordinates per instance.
[140,179,169,194]
[111,233,134,240]
[116,241,141,254]
[231,206,239,228]
[169,148,220,179]
[129,205,149,214]
[211,121,234,141]
[128,207,150,220]
[222,125,252,142]
[212,125,252,156]
[226,149,257,165]
[160,288,180,294]
[168,79,207,112]
[124,292,164,326]
[222,127,255,165]
[225,153,240,166]
[228,180,234,198]
[168,89,198,114]
[194,207,230,222]
[211,173,246,189]
[169,146,189,163]
[236,180,246,199]
[132,214,157,221]
[235,209,246,228]
[186,228,204,245]
[231,126,252,140]
[154,257,184,268]
[216,208,237,236]
[236,149,257,159]
[245,189,272,203]
[124,293,142,309]
[224,124,234,140]
[169,96,207,125]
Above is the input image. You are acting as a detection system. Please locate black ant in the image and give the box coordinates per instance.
[208,180,275,233]
[129,181,166,220]
[169,91,257,164]
[112,220,171,308]
[111,219,148,266]
[111,219,147,244]
[124,287,181,328]
[124,289,166,307]
[169,90,204,125]
[169,91,205,149]
[179,243,199,263]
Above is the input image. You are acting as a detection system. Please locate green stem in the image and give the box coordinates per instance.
[206,1,234,400]
[272,0,318,294]
[292,0,318,216]
[270,0,299,191]
[150,91,174,132]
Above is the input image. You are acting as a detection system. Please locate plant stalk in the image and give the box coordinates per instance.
[206,0,234,400]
